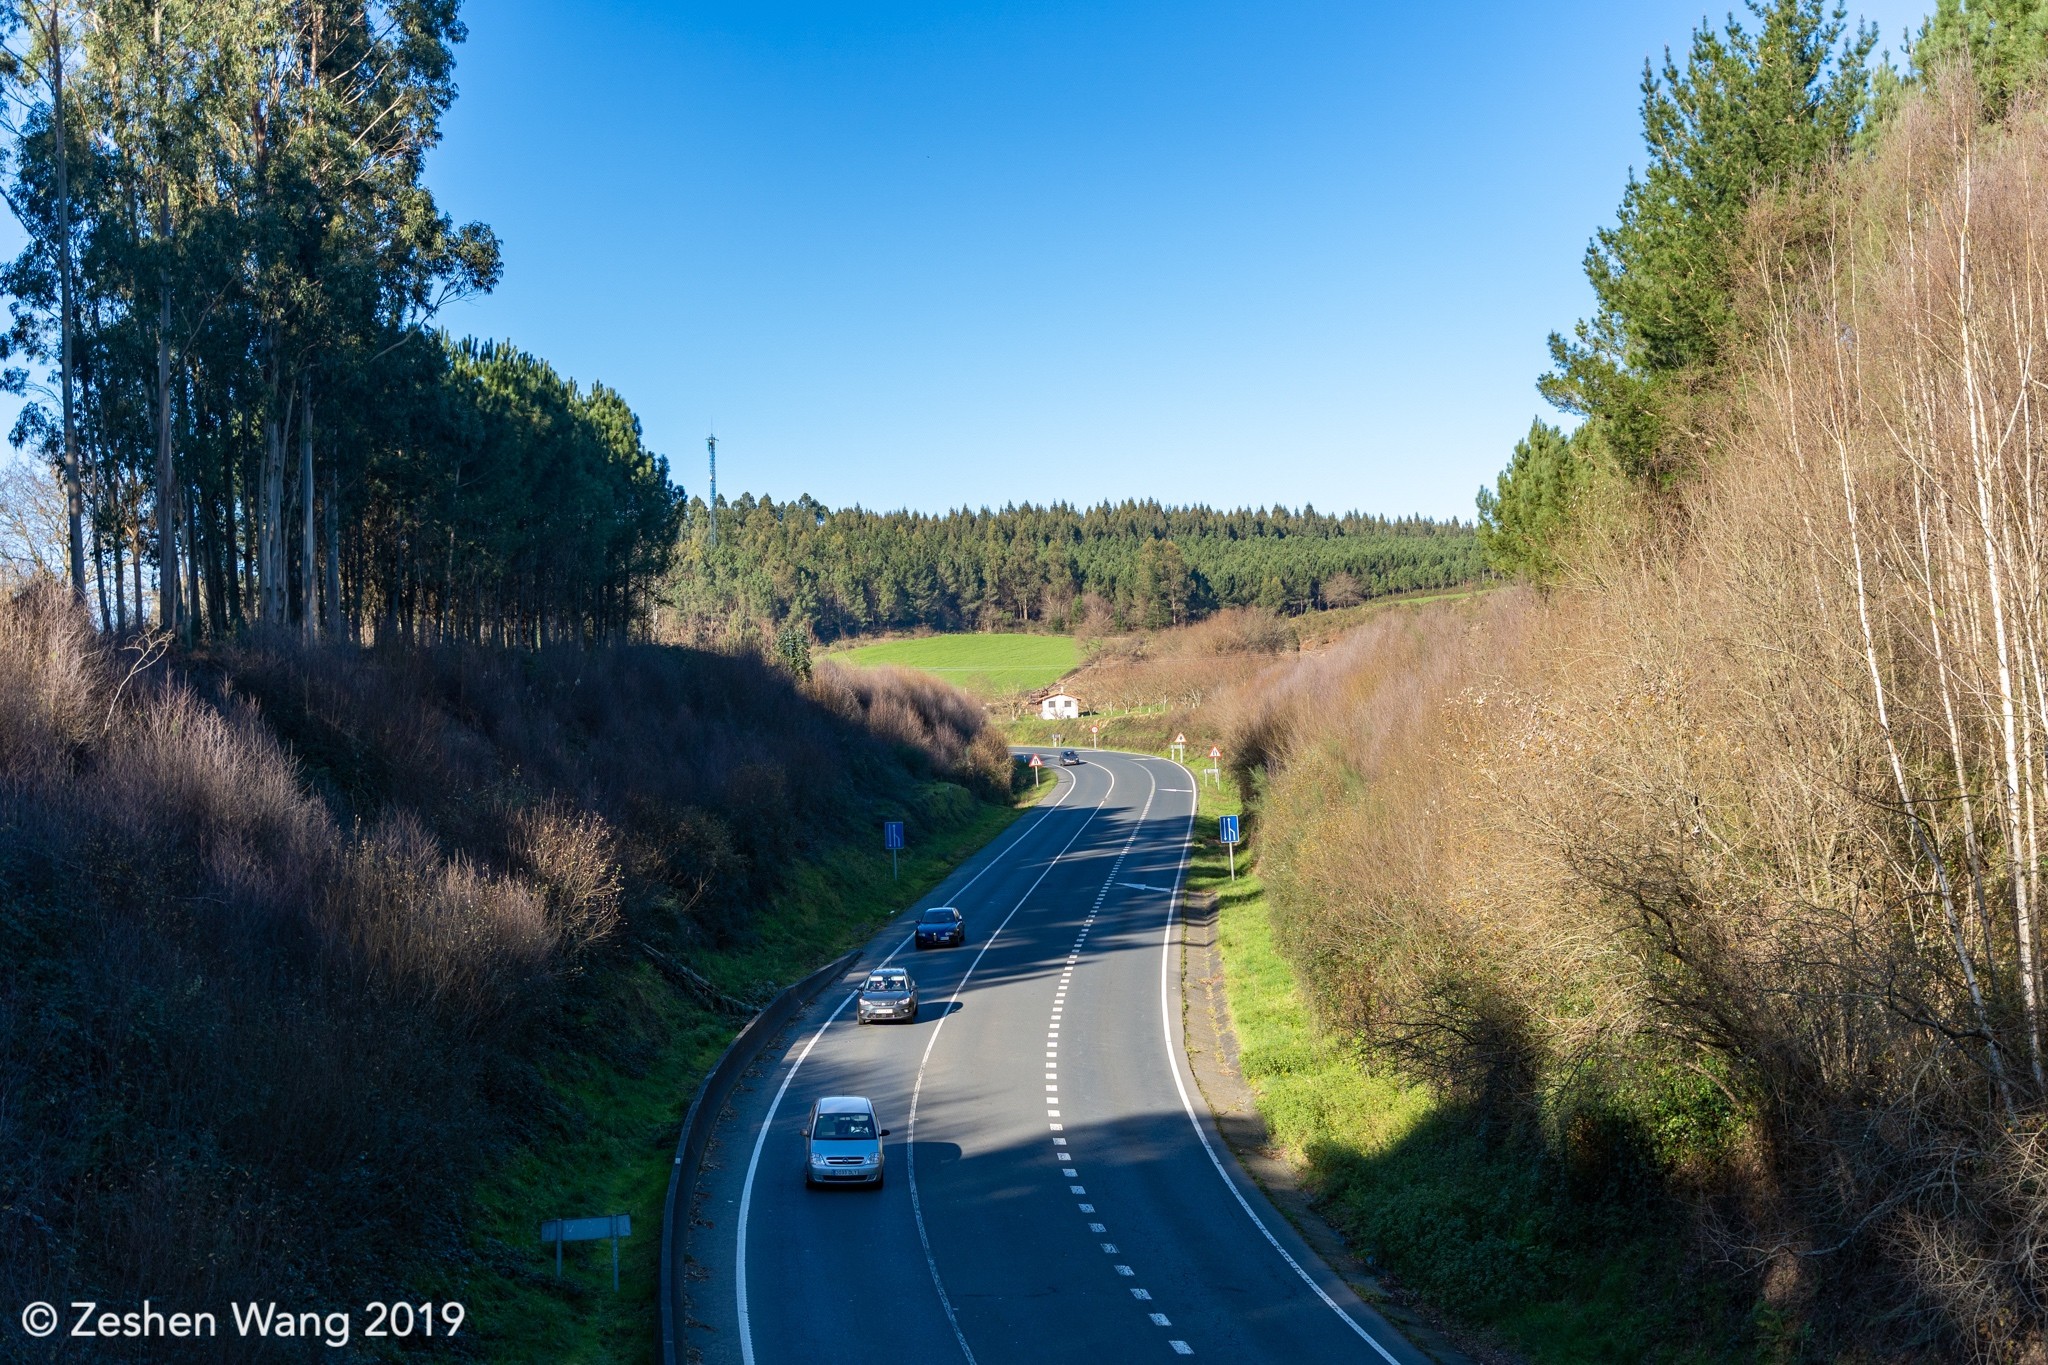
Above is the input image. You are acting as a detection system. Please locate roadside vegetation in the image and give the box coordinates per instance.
[0,582,1021,1362]
[1214,7,2048,1360]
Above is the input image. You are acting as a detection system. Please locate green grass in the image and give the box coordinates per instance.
[1176,785,1749,1363]
[458,792,1033,1363]
[829,632,1079,696]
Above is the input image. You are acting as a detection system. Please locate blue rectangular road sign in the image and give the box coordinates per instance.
[1219,815,1240,845]
[884,821,905,850]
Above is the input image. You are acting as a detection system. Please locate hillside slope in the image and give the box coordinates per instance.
[0,583,1013,1361]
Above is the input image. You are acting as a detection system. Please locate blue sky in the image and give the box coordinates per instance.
[8,2,1941,521]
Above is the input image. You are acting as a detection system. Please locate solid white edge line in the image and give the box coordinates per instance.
[736,762,1092,1365]
[1150,755,1404,1365]
[905,762,1122,1363]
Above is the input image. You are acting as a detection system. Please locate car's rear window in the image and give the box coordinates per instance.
[920,909,958,924]
[813,1113,876,1140]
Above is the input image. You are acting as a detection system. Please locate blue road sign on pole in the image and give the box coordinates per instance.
[884,821,904,878]
[1219,815,1241,881]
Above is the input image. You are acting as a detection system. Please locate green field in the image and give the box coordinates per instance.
[830,633,1079,696]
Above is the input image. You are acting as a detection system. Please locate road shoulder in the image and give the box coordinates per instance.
[1177,887,1489,1365]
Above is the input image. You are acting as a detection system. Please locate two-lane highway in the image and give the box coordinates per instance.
[682,749,1431,1365]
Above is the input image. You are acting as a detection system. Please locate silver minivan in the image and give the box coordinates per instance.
[802,1096,889,1188]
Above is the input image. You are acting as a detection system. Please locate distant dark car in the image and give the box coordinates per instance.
[914,906,966,949]
[1059,749,1080,765]
[857,968,919,1024]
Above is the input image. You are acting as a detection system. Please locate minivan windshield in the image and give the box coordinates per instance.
[864,974,909,993]
[919,909,958,924]
[813,1113,876,1140]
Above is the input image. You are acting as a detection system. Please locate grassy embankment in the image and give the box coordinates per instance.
[828,632,1079,697]
[462,778,1042,1364]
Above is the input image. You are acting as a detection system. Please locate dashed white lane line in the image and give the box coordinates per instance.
[734,767,1098,1365]
[1044,765,1201,1358]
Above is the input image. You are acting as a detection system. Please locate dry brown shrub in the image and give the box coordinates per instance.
[511,801,624,954]
[330,812,558,1026]
[810,658,1010,794]
[0,578,104,776]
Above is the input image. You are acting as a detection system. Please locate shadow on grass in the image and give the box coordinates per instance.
[1295,1099,1755,1365]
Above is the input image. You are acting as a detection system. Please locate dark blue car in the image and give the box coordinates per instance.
[914,905,966,949]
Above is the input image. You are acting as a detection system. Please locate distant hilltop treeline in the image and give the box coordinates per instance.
[658,496,1482,641]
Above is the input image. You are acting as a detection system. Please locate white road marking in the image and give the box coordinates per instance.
[1150,1313,1172,1326]
[1054,1137,1067,1145]
[1114,1265,1135,1276]
[1170,1340,1193,1354]
[1130,1288,1151,1300]
[734,762,1109,1365]
[1070,1185,1087,1194]
[1088,1222,1106,1232]
[1100,1243,1118,1253]
[1050,1123,1064,1131]
[1150,755,1402,1364]
[1064,1168,1079,1177]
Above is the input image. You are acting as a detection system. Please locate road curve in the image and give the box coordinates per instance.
[681,749,1432,1365]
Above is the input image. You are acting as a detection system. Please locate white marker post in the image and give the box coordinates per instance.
[1028,751,1044,786]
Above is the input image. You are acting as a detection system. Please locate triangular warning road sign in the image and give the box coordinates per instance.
[1028,753,1043,767]
[1174,733,1186,745]
[1208,745,1222,759]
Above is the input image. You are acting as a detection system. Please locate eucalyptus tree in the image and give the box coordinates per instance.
[0,3,684,647]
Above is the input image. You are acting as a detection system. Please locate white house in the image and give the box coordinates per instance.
[1039,693,1081,720]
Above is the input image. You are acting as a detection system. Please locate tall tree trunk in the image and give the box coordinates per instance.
[325,465,341,640]
[299,374,315,639]
[111,514,126,632]
[131,518,144,628]
[262,404,283,625]
[155,289,178,635]
[49,3,84,605]
[92,517,109,629]
[185,484,202,638]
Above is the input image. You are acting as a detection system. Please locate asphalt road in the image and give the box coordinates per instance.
[682,748,1432,1365]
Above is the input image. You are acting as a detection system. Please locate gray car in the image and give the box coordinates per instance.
[803,1096,889,1188]
[856,968,919,1024]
